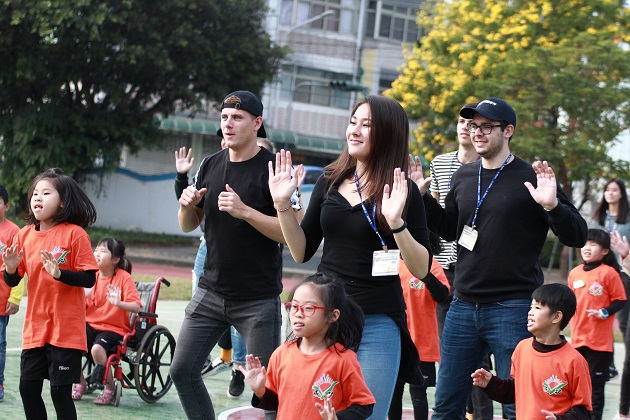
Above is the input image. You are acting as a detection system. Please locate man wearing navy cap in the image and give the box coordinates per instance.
[415,98,588,419]
[172,90,282,419]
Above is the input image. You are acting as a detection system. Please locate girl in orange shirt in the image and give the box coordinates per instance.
[72,237,141,405]
[2,168,98,420]
[241,273,375,419]
[569,228,627,420]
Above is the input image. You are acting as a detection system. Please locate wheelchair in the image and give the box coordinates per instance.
[82,277,176,406]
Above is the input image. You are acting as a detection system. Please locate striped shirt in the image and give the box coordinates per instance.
[429,151,460,268]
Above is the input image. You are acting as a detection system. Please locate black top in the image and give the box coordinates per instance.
[423,157,587,303]
[301,174,432,384]
[193,148,282,300]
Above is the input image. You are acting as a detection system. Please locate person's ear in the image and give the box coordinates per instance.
[112,257,120,266]
[329,309,340,323]
[551,310,563,325]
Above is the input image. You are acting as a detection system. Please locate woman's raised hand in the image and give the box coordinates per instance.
[382,168,408,229]
[268,149,299,204]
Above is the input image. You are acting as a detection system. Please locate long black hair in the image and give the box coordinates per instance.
[286,272,364,352]
[593,178,629,226]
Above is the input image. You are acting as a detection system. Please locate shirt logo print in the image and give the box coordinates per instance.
[409,278,425,291]
[312,373,339,401]
[50,246,70,264]
[542,374,567,396]
[589,281,604,296]
[0,242,6,255]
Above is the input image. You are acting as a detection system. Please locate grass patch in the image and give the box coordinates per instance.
[86,226,196,246]
[134,273,192,301]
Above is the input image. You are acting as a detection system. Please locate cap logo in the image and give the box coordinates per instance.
[223,95,242,109]
[480,99,497,106]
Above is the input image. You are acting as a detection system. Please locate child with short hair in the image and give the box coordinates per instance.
[2,168,98,420]
[240,272,375,419]
[471,283,592,420]
[0,185,22,402]
[71,237,142,405]
[569,228,626,419]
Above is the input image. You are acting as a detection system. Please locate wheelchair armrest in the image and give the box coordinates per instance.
[137,311,158,319]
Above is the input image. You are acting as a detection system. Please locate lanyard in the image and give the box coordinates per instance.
[354,172,388,251]
[471,153,512,229]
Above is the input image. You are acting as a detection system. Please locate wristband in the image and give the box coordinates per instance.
[599,308,609,319]
[391,221,407,234]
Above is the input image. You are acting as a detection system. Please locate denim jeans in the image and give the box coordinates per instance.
[356,314,401,420]
[230,327,246,365]
[0,315,8,384]
[170,287,281,420]
[431,296,531,420]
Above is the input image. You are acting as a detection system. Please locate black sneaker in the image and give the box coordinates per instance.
[227,369,245,398]
[610,363,619,379]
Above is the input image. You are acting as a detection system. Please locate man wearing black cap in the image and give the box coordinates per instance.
[415,98,588,419]
[171,90,283,419]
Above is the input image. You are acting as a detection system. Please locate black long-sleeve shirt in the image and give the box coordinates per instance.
[423,157,587,303]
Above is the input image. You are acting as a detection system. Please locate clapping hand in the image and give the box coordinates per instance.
[2,244,23,273]
[40,250,61,279]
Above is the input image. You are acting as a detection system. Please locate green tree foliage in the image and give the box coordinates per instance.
[388,0,630,200]
[0,0,283,208]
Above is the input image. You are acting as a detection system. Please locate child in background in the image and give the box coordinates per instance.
[471,283,592,420]
[2,168,98,420]
[0,185,22,402]
[388,232,449,420]
[240,272,375,419]
[569,228,626,420]
[72,237,142,405]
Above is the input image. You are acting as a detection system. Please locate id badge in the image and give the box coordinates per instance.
[459,225,478,251]
[372,249,400,276]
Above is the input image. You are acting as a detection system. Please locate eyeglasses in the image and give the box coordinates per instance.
[283,302,329,317]
[467,123,505,135]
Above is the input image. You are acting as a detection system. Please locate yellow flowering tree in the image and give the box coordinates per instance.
[388,0,630,200]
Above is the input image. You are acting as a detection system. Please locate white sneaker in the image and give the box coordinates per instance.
[205,357,232,377]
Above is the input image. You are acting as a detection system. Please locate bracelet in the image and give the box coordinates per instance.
[391,221,407,234]
[274,204,292,212]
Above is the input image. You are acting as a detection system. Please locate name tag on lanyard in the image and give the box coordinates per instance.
[372,249,400,276]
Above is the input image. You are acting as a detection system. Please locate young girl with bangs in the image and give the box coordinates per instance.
[268,95,432,418]
[2,168,98,420]
[241,273,374,419]
[71,237,141,405]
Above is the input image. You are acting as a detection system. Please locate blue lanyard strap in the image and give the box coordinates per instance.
[472,153,512,229]
[354,172,388,251]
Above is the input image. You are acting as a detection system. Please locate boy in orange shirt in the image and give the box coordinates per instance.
[472,283,592,419]
[0,185,22,402]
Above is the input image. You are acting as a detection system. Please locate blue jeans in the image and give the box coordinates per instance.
[0,315,8,384]
[431,297,531,420]
[170,287,281,420]
[193,237,206,280]
[230,327,246,365]
[356,314,401,420]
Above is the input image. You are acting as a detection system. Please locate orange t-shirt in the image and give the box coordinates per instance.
[400,257,450,362]
[511,337,592,418]
[266,342,375,419]
[569,263,627,352]
[86,269,142,336]
[3,223,98,351]
[0,218,20,315]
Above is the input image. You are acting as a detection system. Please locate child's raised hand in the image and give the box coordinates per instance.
[541,409,557,419]
[315,395,338,420]
[239,354,267,398]
[40,250,61,279]
[2,244,23,273]
[107,284,122,306]
[471,368,492,388]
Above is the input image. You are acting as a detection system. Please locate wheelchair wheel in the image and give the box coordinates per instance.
[114,381,122,407]
[133,325,176,403]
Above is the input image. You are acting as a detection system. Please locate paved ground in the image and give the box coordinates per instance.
[1,246,625,419]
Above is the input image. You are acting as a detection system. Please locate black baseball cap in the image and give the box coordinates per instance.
[220,90,267,138]
[460,97,516,127]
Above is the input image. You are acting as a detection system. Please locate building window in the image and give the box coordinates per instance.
[365,1,423,43]
[280,0,357,34]
[280,65,352,110]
